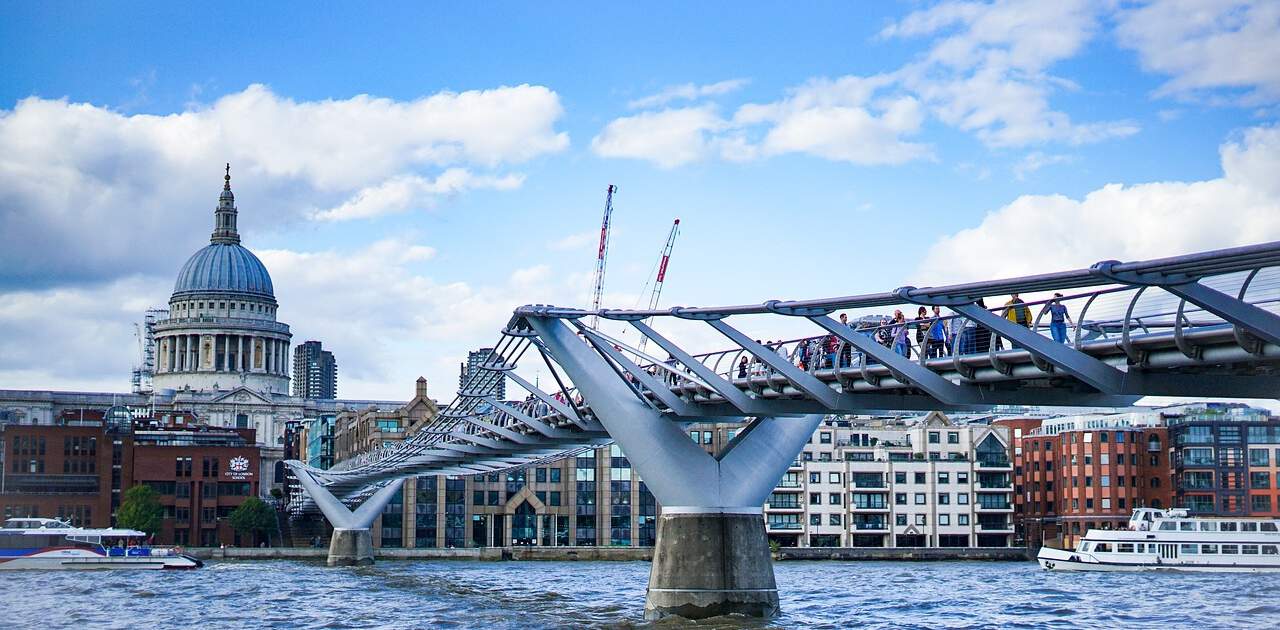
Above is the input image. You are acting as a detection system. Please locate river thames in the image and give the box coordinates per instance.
[3,559,1278,628]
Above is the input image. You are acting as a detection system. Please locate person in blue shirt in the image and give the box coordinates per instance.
[1043,292,1074,343]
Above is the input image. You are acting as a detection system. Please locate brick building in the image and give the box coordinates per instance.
[131,424,262,546]
[1166,405,1280,517]
[1,407,133,527]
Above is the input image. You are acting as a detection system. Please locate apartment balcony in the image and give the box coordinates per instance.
[977,521,1014,532]
[850,503,891,513]
[789,460,804,470]
[850,521,889,532]
[976,458,1013,470]
[767,522,802,531]
[975,502,1014,512]
[975,483,1013,492]
[850,481,888,490]
[764,503,804,512]
[775,481,802,490]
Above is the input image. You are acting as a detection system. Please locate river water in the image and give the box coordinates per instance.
[3,559,1278,628]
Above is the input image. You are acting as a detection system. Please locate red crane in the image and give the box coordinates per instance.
[637,218,681,352]
[589,185,616,329]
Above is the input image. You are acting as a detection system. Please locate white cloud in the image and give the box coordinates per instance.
[549,229,611,252]
[594,77,932,167]
[594,1,1147,169]
[0,84,567,287]
[884,0,1139,147]
[1012,151,1072,179]
[1115,0,1280,103]
[590,106,728,168]
[311,169,524,221]
[628,78,750,109]
[914,125,1280,285]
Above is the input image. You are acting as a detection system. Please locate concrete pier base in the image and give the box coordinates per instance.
[328,528,374,566]
[644,512,778,620]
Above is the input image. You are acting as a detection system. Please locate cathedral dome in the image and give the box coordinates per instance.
[172,243,274,298]
[170,163,275,300]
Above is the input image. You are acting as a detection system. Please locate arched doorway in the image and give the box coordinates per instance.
[512,501,537,546]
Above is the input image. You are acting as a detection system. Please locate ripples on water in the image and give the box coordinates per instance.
[2,560,1278,629]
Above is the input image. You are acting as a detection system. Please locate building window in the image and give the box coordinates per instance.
[928,432,940,444]
[915,514,927,526]
[938,493,950,505]
[829,472,841,484]
[829,514,842,526]
[938,472,949,484]
[939,514,950,526]
[809,472,821,483]
[947,432,959,444]
[895,493,907,505]
[914,493,926,505]
[957,493,969,505]
[829,493,841,505]
[895,514,907,526]
[809,493,821,505]
[914,472,926,484]
[958,514,969,526]
[895,472,907,484]
[820,432,832,444]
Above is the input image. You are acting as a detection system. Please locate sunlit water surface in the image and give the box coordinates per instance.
[3,559,1279,628]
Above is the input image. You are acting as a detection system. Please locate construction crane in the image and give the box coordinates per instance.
[588,184,617,329]
[637,218,681,352]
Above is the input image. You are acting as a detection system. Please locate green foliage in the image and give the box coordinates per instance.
[769,540,781,554]
[228,497,276,542]
[269,487,284,499]
[117,485,163,535]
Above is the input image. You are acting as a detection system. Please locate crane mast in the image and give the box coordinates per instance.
[637,218,681,352]
[589,184,616,329]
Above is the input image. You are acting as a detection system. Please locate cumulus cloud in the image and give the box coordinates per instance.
[0,84,567,288]
[594,1,1150,168]
[913,125,1280,285]
[627,78,750,109]
[591,106,728,168]
[1115,0,1280,103]
[311,169,524,221]
[884,0,1138,147]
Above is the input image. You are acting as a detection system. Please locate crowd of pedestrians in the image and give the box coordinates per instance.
[725,293,1078,379]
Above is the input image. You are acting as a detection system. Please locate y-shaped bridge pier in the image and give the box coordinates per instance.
[288,241,1280,619]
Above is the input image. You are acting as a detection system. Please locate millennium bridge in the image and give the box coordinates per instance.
[287,241,1280,619]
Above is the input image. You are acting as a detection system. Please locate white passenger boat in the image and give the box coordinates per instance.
[1038,508,1280,572]
[0,518,202,570]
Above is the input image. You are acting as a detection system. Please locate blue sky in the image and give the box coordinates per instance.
[2,1,1279,399]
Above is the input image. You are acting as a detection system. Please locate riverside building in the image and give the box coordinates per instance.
[763,412,1014,549]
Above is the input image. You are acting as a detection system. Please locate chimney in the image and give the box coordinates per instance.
[415,376,428,399]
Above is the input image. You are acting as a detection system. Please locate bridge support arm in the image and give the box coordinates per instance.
[286,462,404,566]
[525,314,823,619]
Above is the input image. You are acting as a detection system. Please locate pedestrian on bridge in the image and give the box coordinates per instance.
[891,310,911,358]
[1042,293,1074,343]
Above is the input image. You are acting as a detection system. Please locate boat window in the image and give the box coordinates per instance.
[1241,522,1258,532]
[1159,522,1176,531]
[1095,543,1111,552]
[1117,543,1134,553]
[1242,545,1259,555]
[1199,522,1216,531]
[1262,545,1278,555]
[1180,544,1198,554]
[1261,523,1278,532]
[1179,522,1195,532]
[1221,544,1239,554]
[1080,542,1093,552]
[1220,522,1238,532]
[1201,544,1217,554]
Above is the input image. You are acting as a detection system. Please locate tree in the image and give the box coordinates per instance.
[117,485,163,535]
[228,497,276,546]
